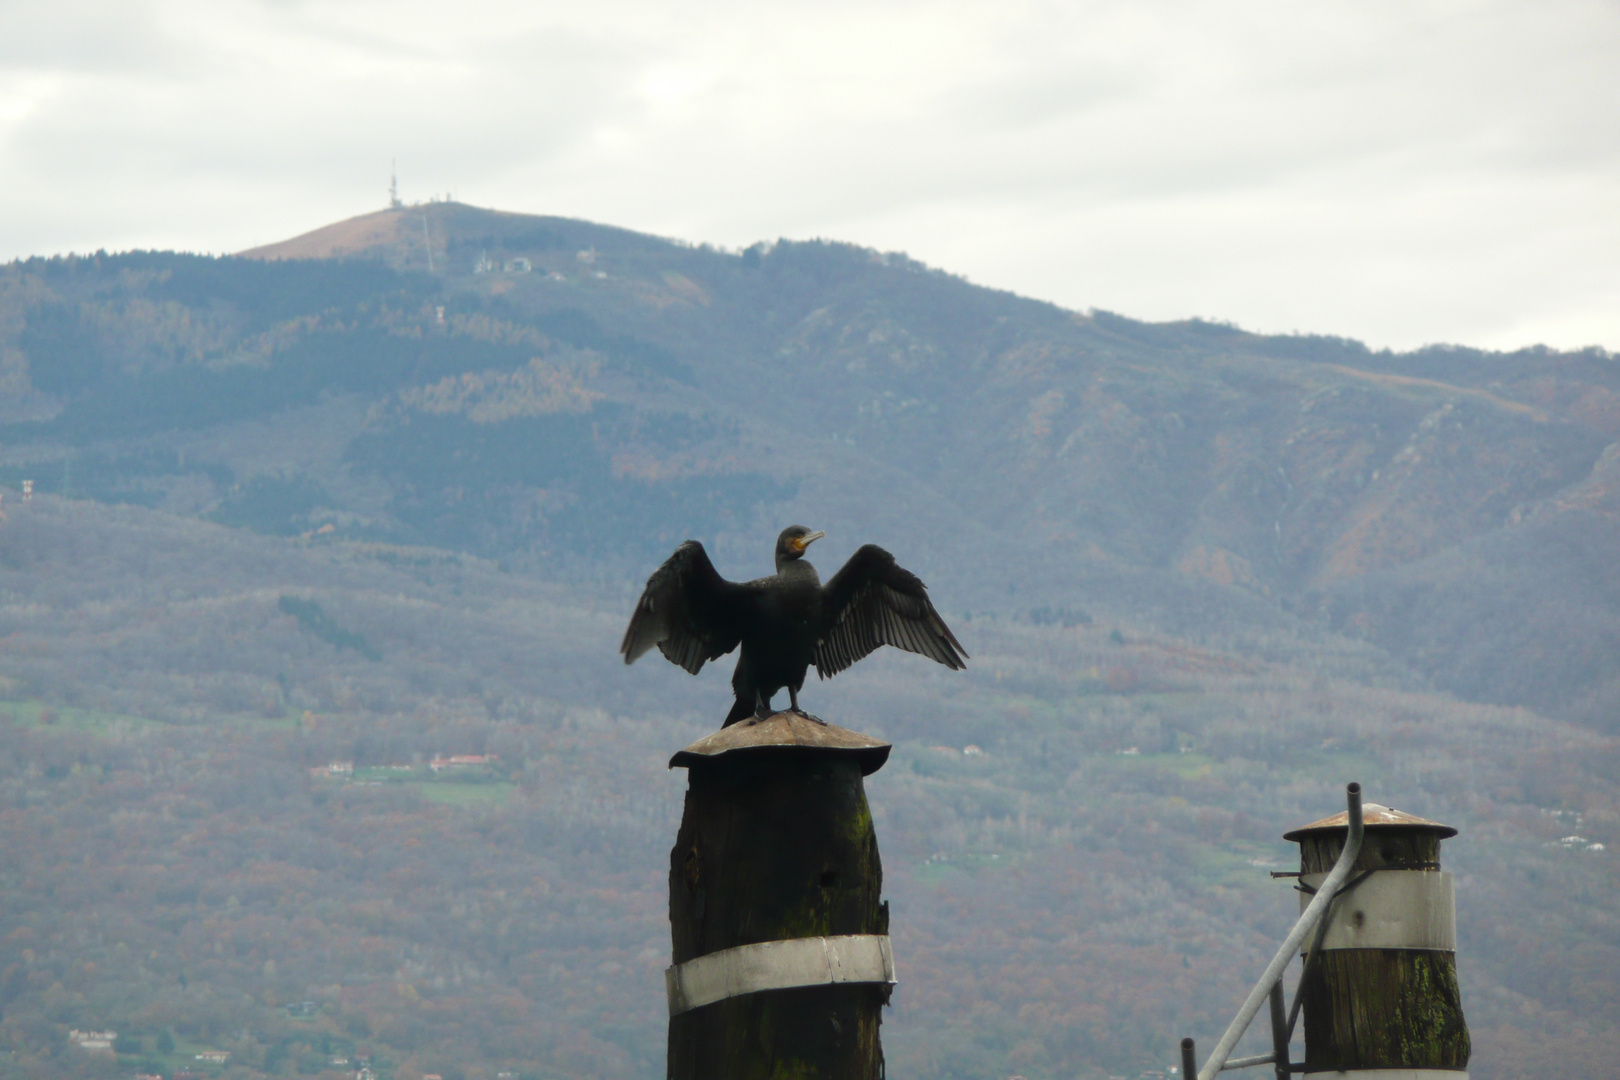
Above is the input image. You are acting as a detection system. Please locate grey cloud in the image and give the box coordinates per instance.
[2,0,1617,350]
[0,0,181,73]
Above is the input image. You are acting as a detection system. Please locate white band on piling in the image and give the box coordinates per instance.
[665,934,896,1016]
[1301,1071,1468,1079]
[1298,871,1455,952]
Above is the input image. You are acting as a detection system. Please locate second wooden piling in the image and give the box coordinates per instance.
[1286,803,1470,1075]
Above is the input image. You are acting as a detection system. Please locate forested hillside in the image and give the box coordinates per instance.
[0,205,1616,1080]
[5,204,1618,725]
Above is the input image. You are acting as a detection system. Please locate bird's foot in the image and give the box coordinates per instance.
[790,708,828,726]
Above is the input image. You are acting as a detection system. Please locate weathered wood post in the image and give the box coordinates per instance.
[1285,802,1470,1077]
[664,712,896,1080]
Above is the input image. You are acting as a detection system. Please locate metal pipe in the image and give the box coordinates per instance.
[1268,980,1289,1079]
[1196,783,1363,1080]
[1219,1052,1276,1071]
[1285,892,1336,1043]
[1182,1037,1198,1080]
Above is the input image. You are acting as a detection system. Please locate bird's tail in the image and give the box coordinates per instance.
[722,695,756,728]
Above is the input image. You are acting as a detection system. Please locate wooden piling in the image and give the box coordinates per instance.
[665,713,894,1080]
[1286,803,1470,1076]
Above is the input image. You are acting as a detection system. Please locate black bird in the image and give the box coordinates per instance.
[621,525,967,727]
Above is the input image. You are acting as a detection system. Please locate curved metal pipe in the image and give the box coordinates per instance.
[1195,782,1364,1080]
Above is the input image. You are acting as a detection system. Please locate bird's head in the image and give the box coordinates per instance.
[775,525,825,565]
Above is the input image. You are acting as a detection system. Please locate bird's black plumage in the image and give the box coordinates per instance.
[621,526,966,727]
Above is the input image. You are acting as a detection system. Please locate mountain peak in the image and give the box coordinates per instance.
[238,206,411,262]
[238,203,676,273]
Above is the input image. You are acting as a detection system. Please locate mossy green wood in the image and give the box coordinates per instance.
[667,751,888,1080]
[1300,949,1470,1072]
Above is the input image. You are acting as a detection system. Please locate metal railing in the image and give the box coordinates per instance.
[1180,782,1364,1080]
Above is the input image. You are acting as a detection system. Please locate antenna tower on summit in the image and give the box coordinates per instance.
[389,161,402,210]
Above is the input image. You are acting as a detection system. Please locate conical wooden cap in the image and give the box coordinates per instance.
[669,712,891,776]
[1284,801,1457,842]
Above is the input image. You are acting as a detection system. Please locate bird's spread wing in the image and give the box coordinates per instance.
[814,544,967,679]
[620,541,747,674]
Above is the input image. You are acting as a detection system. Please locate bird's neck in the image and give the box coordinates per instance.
[775,557,819,584]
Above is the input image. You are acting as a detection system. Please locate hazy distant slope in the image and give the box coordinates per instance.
[1,203,1617,724]
[238,207,414,262]
[0,493,1614,1080]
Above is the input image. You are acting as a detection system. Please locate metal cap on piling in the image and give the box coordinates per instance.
[1283,801,1457,841]
[669,711,892,776]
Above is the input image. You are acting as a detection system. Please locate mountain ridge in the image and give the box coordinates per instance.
[3,202,1618,729]
[0,205,1616,1079]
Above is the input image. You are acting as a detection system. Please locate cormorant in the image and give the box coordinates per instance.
[621,525,967,727]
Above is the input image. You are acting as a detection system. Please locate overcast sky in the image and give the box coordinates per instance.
[2,0,1616,352]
